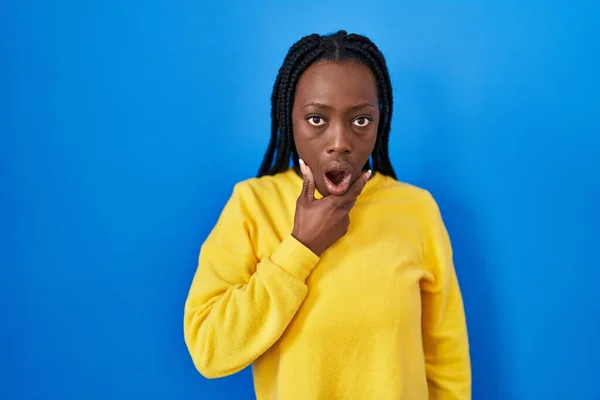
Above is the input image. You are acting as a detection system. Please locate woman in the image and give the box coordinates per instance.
[184,30,471,399]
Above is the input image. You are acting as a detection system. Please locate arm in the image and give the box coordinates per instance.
[420,192,472,399]
[183,184,319,378]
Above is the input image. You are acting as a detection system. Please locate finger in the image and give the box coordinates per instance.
[340,169,371,204]
[299,159,316,200]
[338,198,356,212]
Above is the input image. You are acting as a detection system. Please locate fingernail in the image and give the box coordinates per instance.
[299,159,306,174]
[366,169,372,179]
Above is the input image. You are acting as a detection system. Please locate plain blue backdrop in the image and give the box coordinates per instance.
[2,1,599,399]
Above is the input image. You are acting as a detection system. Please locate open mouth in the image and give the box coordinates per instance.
[326,170,347,185]
[323,165,352,196]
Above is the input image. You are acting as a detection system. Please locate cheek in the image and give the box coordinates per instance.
[361,127,378,154]
[292,121,305,149]
[294,139,319,164]
[292,122,314,160]
[293,118,320,147]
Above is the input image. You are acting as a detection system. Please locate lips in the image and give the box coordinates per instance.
[323,161,353,196]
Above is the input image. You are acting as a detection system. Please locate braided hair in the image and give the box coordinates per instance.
[257,30,396,179]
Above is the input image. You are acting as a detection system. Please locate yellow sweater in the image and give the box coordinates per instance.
[184,169,471,399]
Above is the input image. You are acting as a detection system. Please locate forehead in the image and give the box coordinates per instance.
[294,60,378,107]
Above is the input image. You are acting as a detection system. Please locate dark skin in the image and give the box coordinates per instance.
[290,60,380,256]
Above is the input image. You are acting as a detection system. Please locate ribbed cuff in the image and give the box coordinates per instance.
[270,235,320,282]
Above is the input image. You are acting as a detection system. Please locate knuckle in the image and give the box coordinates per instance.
[330,197,342,209]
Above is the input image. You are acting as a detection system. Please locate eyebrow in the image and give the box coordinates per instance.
[301,102,376,111]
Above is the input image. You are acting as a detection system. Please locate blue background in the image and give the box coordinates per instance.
[2,1,599,399]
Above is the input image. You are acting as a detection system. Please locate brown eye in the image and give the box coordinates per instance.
[307,116,326,127]
[352,116,371,127]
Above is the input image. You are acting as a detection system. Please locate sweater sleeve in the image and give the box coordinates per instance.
[420,192,472,399]
[183,184,320,379]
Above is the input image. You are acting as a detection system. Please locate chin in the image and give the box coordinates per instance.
[315,181,332,197]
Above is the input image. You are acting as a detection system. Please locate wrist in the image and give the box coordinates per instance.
[291,229,318,256]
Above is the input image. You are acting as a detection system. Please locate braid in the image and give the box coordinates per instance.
[258,30,397,179]
[345,35,395,178]
[258,35,321,176]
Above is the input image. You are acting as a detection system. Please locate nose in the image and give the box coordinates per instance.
[326,123,352,155]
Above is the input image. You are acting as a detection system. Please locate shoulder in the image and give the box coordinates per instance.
[373,174,440,211]
[371,174,446,232]
[228,169,299,204]
[375,176,451,259]
[207,170,297,237]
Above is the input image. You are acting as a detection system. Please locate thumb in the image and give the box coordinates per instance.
[299,159,316,200]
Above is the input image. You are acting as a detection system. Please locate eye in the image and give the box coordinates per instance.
[306,115,326,127]
[352,116,372,127]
